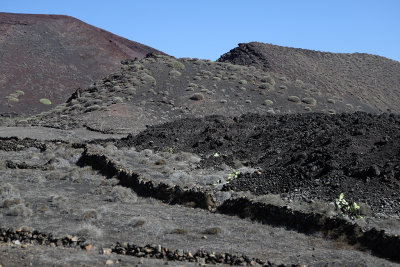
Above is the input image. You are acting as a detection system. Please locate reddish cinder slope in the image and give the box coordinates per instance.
[0,12,164,115]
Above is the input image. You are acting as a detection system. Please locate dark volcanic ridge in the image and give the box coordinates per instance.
[120,112,400,217]
[219,42,400,113]
[4,54,379,133]
[0,12,164,116]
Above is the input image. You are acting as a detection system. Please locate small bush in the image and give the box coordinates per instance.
[267,109,275,115]
[134,220,146,228]
[327,98,336,104]
[0,183,19,197]
[334,193,361,219]
[39,98,52,105]
[108,186,138,203]
[190,93,204,101]
[264,99,274,105]
[202,227,221,235]
[83,210,99,220]
[8,97,19,102]
[302,97,317,105]
[7,204,33,217]
[168,61,185,70]
[112,96,124,103]
[140,73,156,85]
[239,79,247,85]
[2,198,21,208]
[288,96,301,103]
[260,76,275,86]
[85,105,101,112]
[169,69,182,78]
[132,63,144,70]
[111,85,121,92]
[259,83,274,90]
[16,90,25,96]
[279,85,287,90]
[126,87,136,95]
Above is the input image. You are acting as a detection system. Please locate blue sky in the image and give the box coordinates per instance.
[2,0,400,61]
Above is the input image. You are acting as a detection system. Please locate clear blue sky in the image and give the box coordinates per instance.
[2,0,400,61]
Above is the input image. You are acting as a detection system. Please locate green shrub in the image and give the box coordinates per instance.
[112,96,124,103]
[288,96,300,103]
[259,83,274,90]
[132,63,144,70]
[239,79,248,85]
[334,193,361,219]
[302,97,317,106]
[264,99,274,105]
[126,87,136,95]
[168,61,185,70]
[260,76,275,86]
[140,73,156,85]
[279,85,287,90]
[169,69,182,78]
[327,98,336,104]
[8,97,19,102]
[188,83,198,88]
[16,90,25,96]
[267,109,275,115]
[39,98,52,105]
[86,105,101,112]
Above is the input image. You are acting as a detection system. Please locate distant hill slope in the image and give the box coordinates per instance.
[0,12,164,116]
[13,54,377,134]
[218,42,400,113]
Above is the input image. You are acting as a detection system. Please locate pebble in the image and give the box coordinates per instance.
[102,248,112,255]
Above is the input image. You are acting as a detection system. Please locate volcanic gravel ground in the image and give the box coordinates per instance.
[2,140,397,266]
[121,112,400,216]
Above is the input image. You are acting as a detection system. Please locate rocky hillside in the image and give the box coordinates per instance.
[10,54,377,133]
[218,42,400,113]
[0,12,164,116]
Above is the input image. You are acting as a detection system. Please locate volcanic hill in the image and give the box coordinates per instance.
[15,54,377,133]
[218,42,400,113]
[0,12,163,116]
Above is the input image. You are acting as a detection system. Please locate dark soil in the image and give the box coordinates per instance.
[121,112,400,216]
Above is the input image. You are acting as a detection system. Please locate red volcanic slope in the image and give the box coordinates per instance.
[0,12,164,115]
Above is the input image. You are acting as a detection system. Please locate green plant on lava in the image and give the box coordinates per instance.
[334,193,361,218]
[39,98,52,105]
[212,169,240,186]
